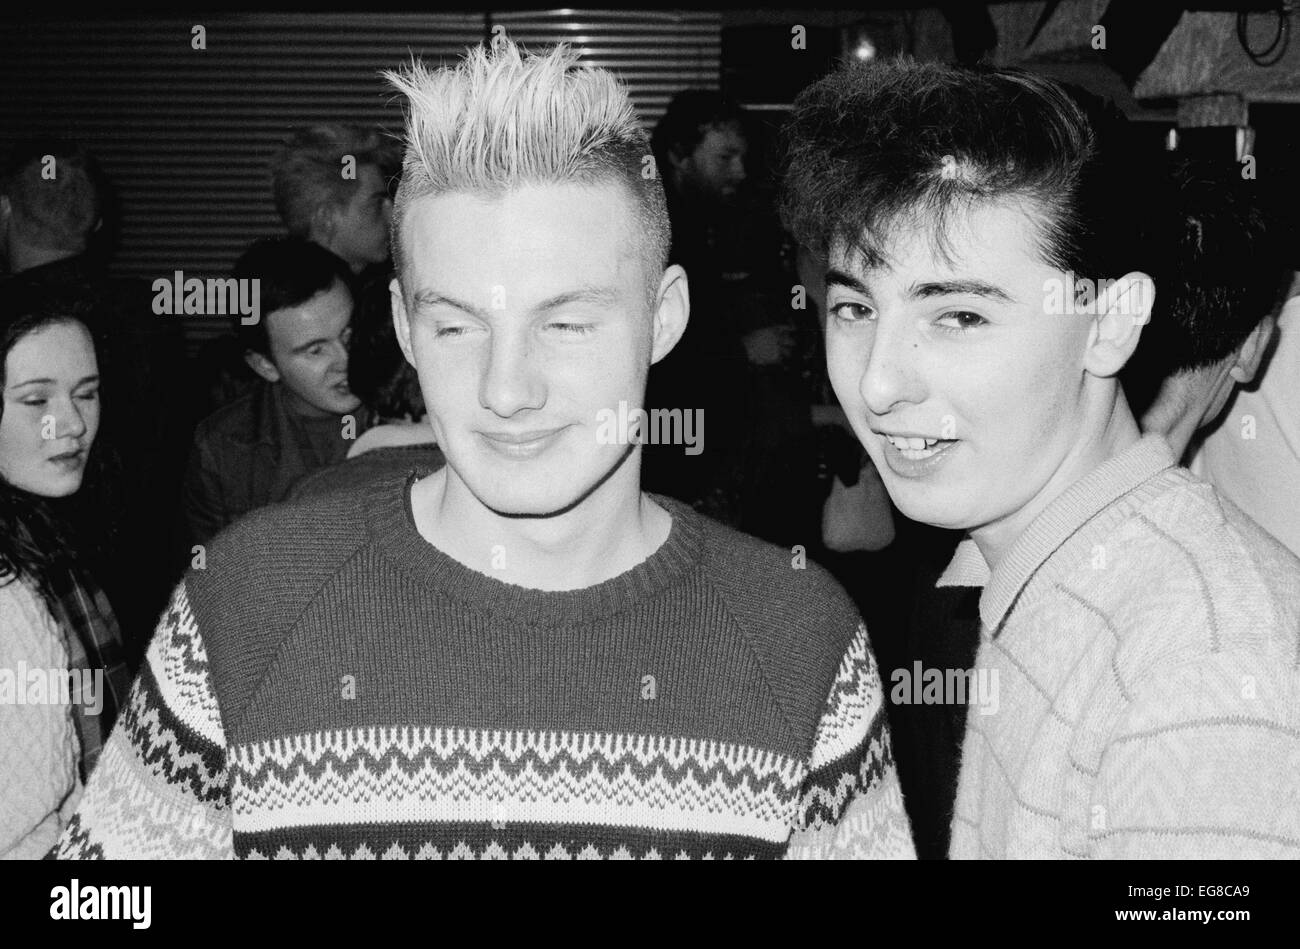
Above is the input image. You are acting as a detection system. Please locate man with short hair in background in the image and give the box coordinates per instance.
[182,236,365,546]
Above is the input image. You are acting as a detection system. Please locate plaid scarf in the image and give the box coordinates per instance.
[43,566,132,780]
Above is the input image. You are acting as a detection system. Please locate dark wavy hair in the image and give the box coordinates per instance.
[0,300,119,606]
[780,58,1158,284]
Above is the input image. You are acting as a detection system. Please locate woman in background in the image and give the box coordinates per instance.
[0,301,131,859]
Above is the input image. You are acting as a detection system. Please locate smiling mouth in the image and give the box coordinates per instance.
[879,433,955,458]
[478,427,568,456]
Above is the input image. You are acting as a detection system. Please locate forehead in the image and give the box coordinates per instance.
[830,198,1053,290]
[6,321,96,381]
[266,279,352,345]
[399,182,643,296]
[695,124,746,156]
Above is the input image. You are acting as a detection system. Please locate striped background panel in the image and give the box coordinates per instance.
[0,10,720,350]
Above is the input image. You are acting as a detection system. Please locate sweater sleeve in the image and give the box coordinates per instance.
[54,581,234,859]
[1091,648,1300,859]
[785,622,916,859]
[0,580,83,860]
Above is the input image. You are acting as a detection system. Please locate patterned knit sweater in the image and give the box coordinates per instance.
[947,435,1300,859]
[54,468,914,859]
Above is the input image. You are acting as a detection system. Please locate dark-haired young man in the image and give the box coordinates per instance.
[1126,160,1300,558]
[182,237,366,546]
[784,59,1300,858]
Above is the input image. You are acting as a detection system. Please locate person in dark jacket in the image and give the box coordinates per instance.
[182,237,369,546]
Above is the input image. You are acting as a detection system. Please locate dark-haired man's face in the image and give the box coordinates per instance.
[392,181,686,518]
[824,199,1115,540]
[252,277,361,418]
[673,125,747,204]
[327,163,392,272]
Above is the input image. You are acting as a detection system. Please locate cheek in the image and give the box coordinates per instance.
[824,332,864,404]
[0,413,38,480]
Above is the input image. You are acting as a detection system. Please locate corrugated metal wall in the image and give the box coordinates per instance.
[0,11,720,348]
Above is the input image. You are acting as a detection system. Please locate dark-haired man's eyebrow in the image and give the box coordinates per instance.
[907,279,1014,303]
[291,337,334,355]
[825,269,871,295]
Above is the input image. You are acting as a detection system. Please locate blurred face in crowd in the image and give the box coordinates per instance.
[324,163,393,272]
[250,277,362,418]
[824,197,1148,552]
[393,180,686,518]
[0,320,100,498]
[673,123,747,204]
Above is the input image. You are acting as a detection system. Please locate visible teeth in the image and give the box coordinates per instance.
[883,433,949,459]
[885,435,938,450]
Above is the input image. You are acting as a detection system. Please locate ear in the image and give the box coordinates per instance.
[649,264,690,365]
[390,276,416,365]
[244,349,281,384]
[1085,272,1155,378]
[1227,313,1276,385]
[665,144,692,178]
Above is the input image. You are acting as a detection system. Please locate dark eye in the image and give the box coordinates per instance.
[937,311,987,332]
[830,301,874,323]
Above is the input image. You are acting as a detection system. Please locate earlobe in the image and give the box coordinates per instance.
[1230,315,1276,385]
[649,265,690,365]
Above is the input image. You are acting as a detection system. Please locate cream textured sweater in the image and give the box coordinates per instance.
[946,435,1300,858]
[0,577,83,859]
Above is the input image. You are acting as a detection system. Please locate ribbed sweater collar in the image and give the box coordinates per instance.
[979,433,1177,633]
[365,469,705,628]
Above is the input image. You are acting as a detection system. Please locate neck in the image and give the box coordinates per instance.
[277,383,336,421]
[10,243,79,273]
[972,388,1142,572]
[410,454,669,591]
[311,232,363,275]
[1140,363,1234,461]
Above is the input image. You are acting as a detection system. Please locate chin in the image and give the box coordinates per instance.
[472,481,592,518]
[28,475,84,499]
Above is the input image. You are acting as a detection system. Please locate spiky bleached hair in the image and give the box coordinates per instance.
[384,41,671,299]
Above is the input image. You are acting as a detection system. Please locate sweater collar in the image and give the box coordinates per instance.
[364,467,704,628]
[943,434,1177,633]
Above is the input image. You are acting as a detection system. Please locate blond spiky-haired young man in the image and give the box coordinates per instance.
[54,40,913,860]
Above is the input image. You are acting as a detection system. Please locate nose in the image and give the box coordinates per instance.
[49,397,88,442]
[479,328,545,418]
[860,314,925,419]
[730,156,746,184]
[381,196,393,229]
[327,339,350,374]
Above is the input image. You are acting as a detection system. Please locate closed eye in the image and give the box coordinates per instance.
[547,322,595,336]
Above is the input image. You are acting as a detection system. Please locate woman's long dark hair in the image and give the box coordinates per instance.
[0,301,121,607]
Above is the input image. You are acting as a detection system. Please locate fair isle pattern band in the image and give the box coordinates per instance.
[786,622,913,858]
[808,622,883,771]
[229,727,807,842]
[56,584,233,859]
